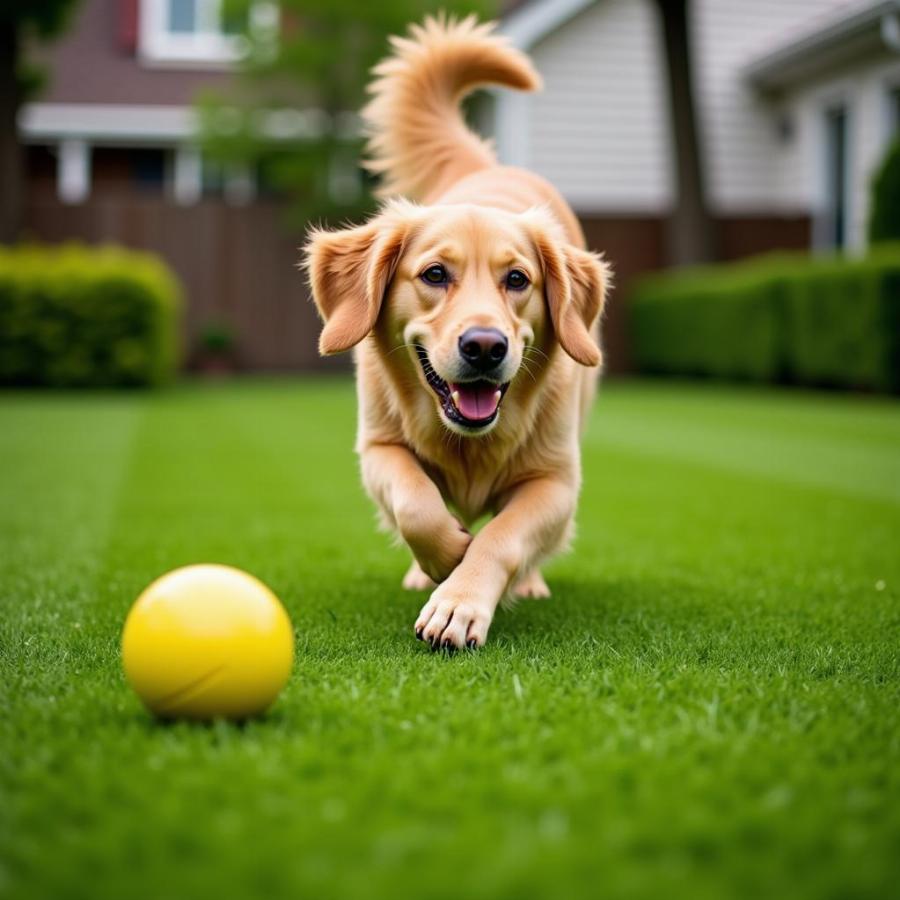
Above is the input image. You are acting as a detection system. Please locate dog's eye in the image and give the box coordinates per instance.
[505,269,529,291]
[420,264,449,286]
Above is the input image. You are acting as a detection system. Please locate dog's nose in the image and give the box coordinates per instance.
[458,328,508,371]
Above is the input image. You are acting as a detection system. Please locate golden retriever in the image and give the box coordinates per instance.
[304,16,610,650]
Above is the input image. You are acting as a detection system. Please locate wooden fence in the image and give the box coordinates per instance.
[24,195,809,374]
[24,196,347,373]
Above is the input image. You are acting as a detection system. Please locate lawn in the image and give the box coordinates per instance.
[1,378,898,900]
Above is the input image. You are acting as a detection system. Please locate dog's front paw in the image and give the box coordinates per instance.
[397,505,472,584]
[414,587,495,650]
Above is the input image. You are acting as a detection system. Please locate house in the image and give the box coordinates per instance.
[19,0,338,372]
[22,0,287,205]
[743,0,900,250]
[496,0,900,253]
[19,0,900,372]
[490,0,900,366]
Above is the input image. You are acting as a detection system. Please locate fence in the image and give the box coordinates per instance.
[24,195,809,374]
[24,196,346,373]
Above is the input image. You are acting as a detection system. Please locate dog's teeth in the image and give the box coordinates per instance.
[494,390,502,403]
[451,390,460,407]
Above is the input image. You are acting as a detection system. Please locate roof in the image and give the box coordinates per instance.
[744,0,900,91]
[500,0,596,49]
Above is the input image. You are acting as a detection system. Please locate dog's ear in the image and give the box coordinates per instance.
[304,211,408,355]
[528,220,610,368]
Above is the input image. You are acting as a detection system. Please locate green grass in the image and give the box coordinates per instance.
[1,378,898,900]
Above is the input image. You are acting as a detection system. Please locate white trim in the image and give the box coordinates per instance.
[745,0,900,90]
[19,102,340,144]
[501,0,595,50]
[21,104,196,143]
[58,139,91,204]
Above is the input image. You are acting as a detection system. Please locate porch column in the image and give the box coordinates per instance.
[173,145,202,205]
[58,138,90,204]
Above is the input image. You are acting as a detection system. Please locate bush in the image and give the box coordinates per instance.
[630,248,900,393]
[630,264,785,382]
[869,139,900,244]
[0,244,182,387]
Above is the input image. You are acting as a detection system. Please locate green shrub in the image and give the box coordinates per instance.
[0,244,182,387]
[631,264,785,382]
[869,139,900,244]
[780,253,898,392]
[630,248,900,393]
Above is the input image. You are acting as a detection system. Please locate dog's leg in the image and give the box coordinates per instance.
[512,569,551,599]
[360,443,471,584]
[402,560,436,591]
[415,476,574,649]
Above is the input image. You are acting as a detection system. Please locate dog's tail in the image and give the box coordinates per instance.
[362,15,541,201]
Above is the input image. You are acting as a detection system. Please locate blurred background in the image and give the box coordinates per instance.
[0,0,898,387]
[2,7,898,899]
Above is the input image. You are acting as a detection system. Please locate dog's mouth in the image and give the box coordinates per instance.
[415,346,510,430]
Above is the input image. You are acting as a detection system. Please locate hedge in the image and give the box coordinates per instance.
[0,244,182,387]
[630,247,900,393]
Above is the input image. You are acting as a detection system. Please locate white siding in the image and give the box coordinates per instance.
[691,0,856,214]
[522,0,670,211]
[498,0,898,238]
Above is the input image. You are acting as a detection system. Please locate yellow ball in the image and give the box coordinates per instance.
[122,564,294,720]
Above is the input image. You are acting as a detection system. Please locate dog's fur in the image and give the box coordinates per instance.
[304,16,610,649]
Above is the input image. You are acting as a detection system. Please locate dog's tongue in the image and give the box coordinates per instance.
[452,382,500,421]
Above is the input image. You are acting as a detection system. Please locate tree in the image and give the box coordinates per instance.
[0,0,79,243]
[652,0,716,266]
[199,0,492,227]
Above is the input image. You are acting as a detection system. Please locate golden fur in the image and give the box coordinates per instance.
[304,15,611,649]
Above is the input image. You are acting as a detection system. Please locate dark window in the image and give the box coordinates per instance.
[25,145,57,194]
[91,147,166,196]
[131,149,166,192]
[824,105,848,249]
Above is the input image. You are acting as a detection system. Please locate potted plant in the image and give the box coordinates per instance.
[195,321,237,376]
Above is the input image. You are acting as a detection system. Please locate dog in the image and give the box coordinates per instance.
[304,16,610,650]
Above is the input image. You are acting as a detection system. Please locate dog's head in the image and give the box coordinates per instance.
[305,201,609,435]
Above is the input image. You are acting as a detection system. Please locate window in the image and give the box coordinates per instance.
[139,0,275,66]
[131,149,167,192]
[822,105,849,250]
[168,0,198,34]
